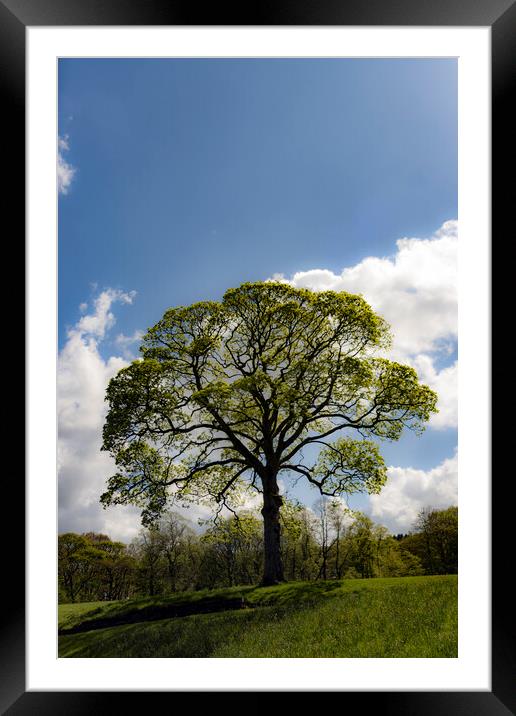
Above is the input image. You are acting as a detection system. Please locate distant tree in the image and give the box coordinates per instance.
[58,532,134,602]
[381,542,423,577]
[59,503,439,603]
[201,513,263,587]
[413,506,458,575]
[334,512,423,579]
[132,529,165,596]
[314,498,332,580]
[372,529,423,577]
[155,512,194,592]
[58,533,93,603]
[279,500,307,580]
[398,532,427,569]
[327,499,354,579]
[94,537,135,601]
[101,283,437,584]
[345,513,377,578]
[279,501,320,581]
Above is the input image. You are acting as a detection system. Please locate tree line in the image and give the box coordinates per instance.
[58,502,457,603]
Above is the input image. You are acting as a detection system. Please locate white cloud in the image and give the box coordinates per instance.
[114,329,145,360]
[59,223,458,541]
[115,329,144,346]
[368,450,458,534]
[412,355,457,430]
[58,289,140,541]
[74,289,135,339]
[272,220,458,429]
[58,290,219,542]
[57,135,76,195]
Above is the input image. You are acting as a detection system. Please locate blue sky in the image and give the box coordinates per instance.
[58,58,458,539]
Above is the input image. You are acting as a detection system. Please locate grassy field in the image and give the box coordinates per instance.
[58,574,457,658]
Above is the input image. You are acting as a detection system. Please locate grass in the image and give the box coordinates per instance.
[58,575,457,658]
[58,600,118,628]
[58,575,449,631]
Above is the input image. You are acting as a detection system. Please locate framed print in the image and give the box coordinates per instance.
[4,0,513,712]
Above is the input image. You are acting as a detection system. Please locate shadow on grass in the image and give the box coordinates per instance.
[58,596,248,635]
[59,581,348,635]
[58,579,458,658]
[58,603,314,658]
[59,576,456,638]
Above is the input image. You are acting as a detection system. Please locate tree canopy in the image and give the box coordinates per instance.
[101,281,438,584]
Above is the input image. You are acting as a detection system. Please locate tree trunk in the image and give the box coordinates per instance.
[261,474,285,585]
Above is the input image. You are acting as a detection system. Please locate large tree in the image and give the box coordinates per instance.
[101,282,437,585]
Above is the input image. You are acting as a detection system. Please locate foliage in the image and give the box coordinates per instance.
[58,532,134,603]
[400,506,458,575]
[199,513,263,588]
[58,505,461,603]
[100,282,438,583]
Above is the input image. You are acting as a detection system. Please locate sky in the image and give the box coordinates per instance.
[58,58,458,541]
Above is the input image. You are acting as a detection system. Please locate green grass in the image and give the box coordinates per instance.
[58,575,457,658]
[58,585,252,632]
[58,600,118,629]
[58,575,448,631]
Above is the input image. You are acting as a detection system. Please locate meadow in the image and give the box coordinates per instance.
[58,574,457,658]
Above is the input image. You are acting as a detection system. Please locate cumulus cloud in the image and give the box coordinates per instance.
[115,329,145,360]
[272,220,458,429]
[412,355,457,430]
[368,451,458,534]
[57,135,76,195]
[75,289,136,339]
[58,290,217,542]
[58,289,140,541]
[60,223,458,541]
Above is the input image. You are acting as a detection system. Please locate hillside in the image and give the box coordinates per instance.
[58,575,457,658]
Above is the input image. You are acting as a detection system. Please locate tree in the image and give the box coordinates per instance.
[156,512,194,593]
[58,533,94,603]
[101,282,437,585]
[345,513,377,578]
[133,528,164,596]
[201,513,263,587]
[279,500,318,581]
[327,499,353,579]
[86,534,135,601]
[410,506,458,575]
[58,532,134,602]
[314,498,333,580]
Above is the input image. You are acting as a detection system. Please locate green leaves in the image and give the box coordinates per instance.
[102,359,177,453]
[365,359,439,439]
[100,441,171,526]
[313,437,388,496]
[100,281,438,529]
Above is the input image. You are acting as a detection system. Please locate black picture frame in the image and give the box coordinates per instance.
[6,0,512,712]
